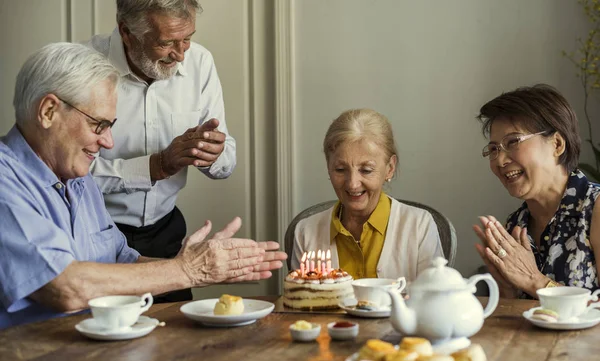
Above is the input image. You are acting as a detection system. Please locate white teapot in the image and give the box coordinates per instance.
[387,257,498,342]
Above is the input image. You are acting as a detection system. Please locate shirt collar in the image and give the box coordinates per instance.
[511,169,590,224]
[329,192,390,242]
[3,126,62,188]
[108,28,187,80]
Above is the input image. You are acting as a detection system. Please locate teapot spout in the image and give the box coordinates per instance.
[387,288,417,335]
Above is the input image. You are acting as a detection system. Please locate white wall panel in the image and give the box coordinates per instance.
[0,0,67,134]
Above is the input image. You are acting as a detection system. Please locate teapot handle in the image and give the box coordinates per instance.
[467,273,499,319]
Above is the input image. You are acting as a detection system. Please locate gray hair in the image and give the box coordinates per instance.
[13,43,119,124]
[116,0,201,39]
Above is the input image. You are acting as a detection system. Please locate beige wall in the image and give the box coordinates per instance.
[0,0,596,295]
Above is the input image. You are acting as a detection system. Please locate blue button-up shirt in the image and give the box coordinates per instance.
[0,126,140,329]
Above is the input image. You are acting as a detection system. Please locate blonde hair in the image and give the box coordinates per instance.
[323,108,398,167]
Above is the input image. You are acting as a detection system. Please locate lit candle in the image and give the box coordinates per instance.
[321,251,326,276]
[326,249,331,273]
[300,252,306,276]
[317,250,322,273]
[304,251,310,273]
[310,251,315,272]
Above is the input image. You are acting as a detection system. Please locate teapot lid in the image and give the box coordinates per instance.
[410,257,467,291]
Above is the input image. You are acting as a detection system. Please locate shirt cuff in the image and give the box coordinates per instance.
[121,155,153,192]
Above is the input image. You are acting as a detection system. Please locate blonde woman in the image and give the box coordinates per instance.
[291,109,443,281]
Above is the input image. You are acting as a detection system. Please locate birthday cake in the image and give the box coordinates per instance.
[283,251,353,310]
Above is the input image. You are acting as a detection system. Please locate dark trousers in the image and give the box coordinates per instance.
[116,206,192,303]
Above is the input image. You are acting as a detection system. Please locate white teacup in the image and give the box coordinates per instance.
[351,277,407,308]
[536,286,600,321]
[88,293,153,330]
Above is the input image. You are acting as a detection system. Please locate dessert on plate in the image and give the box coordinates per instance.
[283,268,353,310]
[399,337,433,357]
[213,294,244,316]
[358,339,397,361]
[451,344,488,361]
[530,308,559,323]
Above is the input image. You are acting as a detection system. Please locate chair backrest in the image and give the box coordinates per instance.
[284,198,457,270]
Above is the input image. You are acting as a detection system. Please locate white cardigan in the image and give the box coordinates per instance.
[291,197,444,282]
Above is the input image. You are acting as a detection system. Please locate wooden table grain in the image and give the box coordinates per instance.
[1,297,599,361]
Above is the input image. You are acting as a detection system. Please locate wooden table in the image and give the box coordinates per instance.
[1,297,599,361]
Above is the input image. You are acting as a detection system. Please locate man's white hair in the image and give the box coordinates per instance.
[117,0,201,39]
[13,42,119,124]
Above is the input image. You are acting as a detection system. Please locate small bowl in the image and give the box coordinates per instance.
[289,323,321,342]
[327,321,359,340]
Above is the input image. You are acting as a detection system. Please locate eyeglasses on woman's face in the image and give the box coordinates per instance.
[58,98,117,135]
[482,131,547,160]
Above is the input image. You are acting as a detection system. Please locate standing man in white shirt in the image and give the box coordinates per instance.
[88,0,235,302]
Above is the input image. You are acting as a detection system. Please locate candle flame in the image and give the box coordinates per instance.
[326,249,331,259]
[317,249,322,258]
[301,252,306,262]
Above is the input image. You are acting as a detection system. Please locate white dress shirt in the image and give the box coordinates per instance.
[88,29,236,227]
[291,196,444,281]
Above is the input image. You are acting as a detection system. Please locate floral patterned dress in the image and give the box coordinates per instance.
[506,170,600,291]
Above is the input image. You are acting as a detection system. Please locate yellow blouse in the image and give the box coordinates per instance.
[330,192,391,279]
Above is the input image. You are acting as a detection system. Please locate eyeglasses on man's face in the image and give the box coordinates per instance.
[482,131,547,160]
[58,98,117,135]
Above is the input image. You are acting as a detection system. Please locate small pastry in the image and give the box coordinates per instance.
[399,337,433,357]
[357,300,378,311]
[358,339,397,361]
[530,308,559,323]
[384,349,419,361]
[415,355,454,361]
[213,294,244,315]
[451,343,488,361]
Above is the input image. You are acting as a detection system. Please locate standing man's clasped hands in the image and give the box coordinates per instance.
[474,216,550,298]
[152,118,226,181]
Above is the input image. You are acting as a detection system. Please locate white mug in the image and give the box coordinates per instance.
[351,277,407,307]
[88,293,153,330]
[536,286,600,321]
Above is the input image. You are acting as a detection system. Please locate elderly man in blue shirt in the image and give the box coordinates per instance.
[0,42,286,329]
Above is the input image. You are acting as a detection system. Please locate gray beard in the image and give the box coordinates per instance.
[128,41,178,81]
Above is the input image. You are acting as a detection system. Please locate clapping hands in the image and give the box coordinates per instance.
[473,216,545,298]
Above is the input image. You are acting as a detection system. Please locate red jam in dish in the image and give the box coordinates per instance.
[333,321,355,328]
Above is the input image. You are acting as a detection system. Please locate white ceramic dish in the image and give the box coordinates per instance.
[180,298,274,327]
[327,321,359,340]
[75,315,159,341]
[523,306,600,330]
[338,298,390,318]
[289,323,321,342]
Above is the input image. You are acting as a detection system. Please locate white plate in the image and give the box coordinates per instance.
[338,298,390,318]
[523,306,600,330]
[344,337,471,360]
[180,298,274,327]
[75,315,159,341]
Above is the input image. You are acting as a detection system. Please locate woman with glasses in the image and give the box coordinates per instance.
[473,84,600,298]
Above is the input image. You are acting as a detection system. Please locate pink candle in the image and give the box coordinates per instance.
[326,249,332,273]
[310,251,315,272]
[317,250,322,273]
[304,251,310,273]
[300,252,306,276]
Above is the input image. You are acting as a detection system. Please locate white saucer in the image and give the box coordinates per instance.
[344,337,471,360]
[338,298,390,318]
[180,298,274,327]
[75,315,159,341]
[523,306,600,330]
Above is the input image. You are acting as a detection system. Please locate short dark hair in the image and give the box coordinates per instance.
[477,84,581,173]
